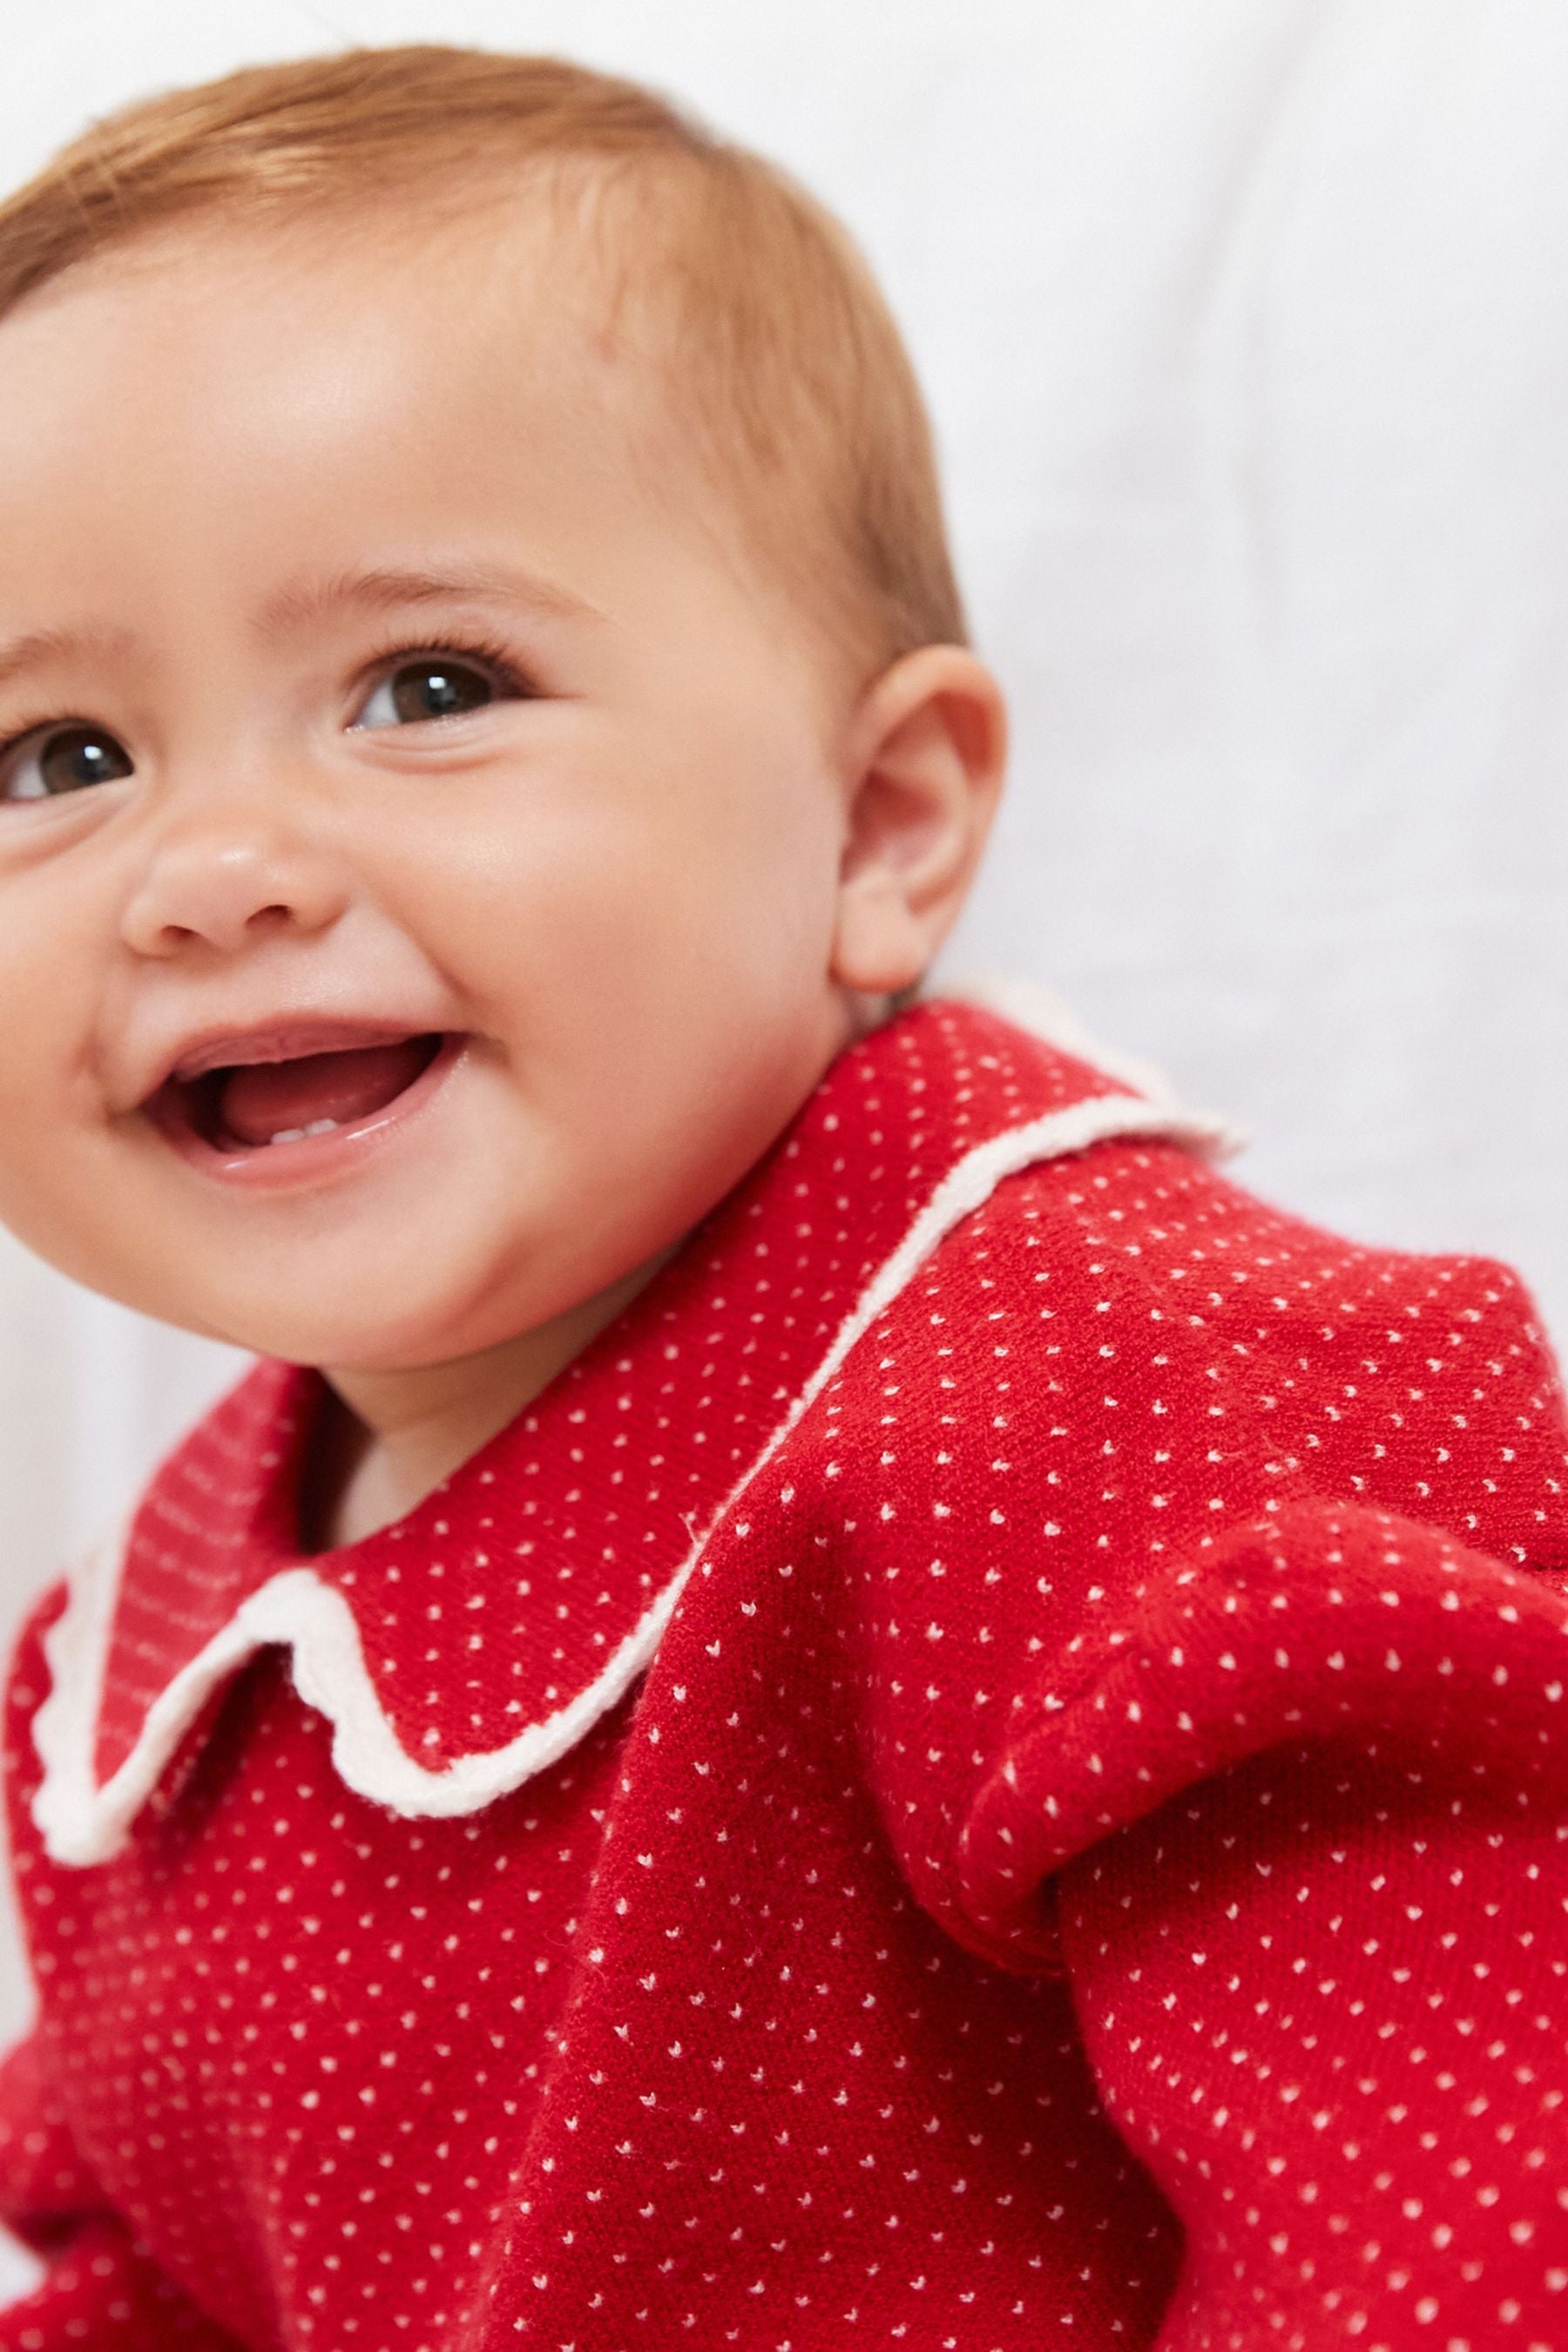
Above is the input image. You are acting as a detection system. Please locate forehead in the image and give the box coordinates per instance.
[0,202,765,630]
[0,195,654,459]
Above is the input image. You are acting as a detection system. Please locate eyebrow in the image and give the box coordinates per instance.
[0,564,604,697]
[255,563,606,636]
[0,623,134,696]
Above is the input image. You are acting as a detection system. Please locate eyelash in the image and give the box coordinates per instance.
[0,630,540,778]
[354,629,541,713]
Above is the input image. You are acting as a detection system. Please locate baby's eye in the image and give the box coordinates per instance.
[0,723,135,805]
[353,656,502,731]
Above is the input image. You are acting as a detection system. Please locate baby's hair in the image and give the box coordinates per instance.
[0,44,967,685]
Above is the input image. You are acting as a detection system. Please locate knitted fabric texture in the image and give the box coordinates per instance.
[0,999,1563,2351]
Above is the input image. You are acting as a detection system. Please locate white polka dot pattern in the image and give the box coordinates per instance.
[0,1000,1561,2350]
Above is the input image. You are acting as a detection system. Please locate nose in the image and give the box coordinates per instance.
[120,815,352,959]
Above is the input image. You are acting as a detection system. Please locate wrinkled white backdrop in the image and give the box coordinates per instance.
[2,0,1566,2036]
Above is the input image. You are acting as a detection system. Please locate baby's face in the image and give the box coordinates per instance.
[0,215,858,1370]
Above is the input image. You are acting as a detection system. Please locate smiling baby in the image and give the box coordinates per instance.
[0,44,1563,2352]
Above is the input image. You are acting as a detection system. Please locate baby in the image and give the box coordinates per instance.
[0,42,1563,2352]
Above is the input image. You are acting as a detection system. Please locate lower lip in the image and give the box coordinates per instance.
[150,1033,467,1192]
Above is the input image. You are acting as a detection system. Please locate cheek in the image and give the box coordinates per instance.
[393,762,841,1024]
[0,888,97,1128]
[0,868,137,1279]
[370,771,844,1224]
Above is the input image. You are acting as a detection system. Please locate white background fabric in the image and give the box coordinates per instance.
[1,0,1565,2063]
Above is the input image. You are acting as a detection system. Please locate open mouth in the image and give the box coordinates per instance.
[149,1031,451,1157]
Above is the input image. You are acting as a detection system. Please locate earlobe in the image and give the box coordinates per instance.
[830,645,1007,998]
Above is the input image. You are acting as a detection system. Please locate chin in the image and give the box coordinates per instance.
[142,1264,490,1375]
[251,1259,603,1376]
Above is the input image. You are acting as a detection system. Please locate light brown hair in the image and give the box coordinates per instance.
[0,44,968,682]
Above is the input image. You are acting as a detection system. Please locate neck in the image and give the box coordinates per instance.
[306,1251,673,1549]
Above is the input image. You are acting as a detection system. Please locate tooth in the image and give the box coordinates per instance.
[263,1117,344,1146]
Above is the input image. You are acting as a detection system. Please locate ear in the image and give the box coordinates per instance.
[831,644,1008,998]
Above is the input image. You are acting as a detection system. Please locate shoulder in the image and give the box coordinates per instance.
[814,1130,1566,1580]
[889,1127,1551,1377]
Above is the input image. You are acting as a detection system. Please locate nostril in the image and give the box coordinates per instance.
[249,905,294,931]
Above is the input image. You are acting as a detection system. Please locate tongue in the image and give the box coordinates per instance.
[219,1039,435,1146]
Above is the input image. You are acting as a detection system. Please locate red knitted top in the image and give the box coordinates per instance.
[0,997,1565,2352]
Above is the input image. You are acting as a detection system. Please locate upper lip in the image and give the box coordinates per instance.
[137,1017,449,1107]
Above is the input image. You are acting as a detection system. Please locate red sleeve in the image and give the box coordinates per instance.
[966,1500,1568,2348]
[0,1598,242,2351]
[0,2033,240,2349]
[844,1140,1568,2347]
